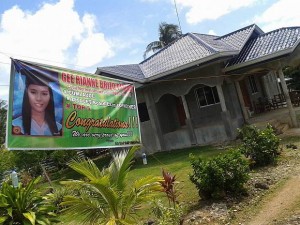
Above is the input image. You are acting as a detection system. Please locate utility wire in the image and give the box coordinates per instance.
[173,0,182,33]
[0,51,91,69]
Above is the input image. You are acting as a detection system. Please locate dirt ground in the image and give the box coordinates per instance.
[240,132,300,225]
[183,131,300,225]
[247,175,300,225]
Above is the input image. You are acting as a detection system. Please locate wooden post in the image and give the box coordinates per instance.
[41,164,53,187]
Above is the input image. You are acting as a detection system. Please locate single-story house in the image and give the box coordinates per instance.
[96,24,300,153]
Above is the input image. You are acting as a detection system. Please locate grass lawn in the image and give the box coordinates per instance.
[56,145,227,202]
[56,145,227,224]
[128,145,227,204]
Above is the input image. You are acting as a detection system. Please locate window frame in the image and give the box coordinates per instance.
[194,86,220,108]
[248,75,258,94]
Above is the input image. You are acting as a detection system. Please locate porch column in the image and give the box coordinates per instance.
[181,95,197,145]
[234,81,249,121]
[216,84,235,139]
[277,69,298,128]
[216,84,227,112]
[144,88,166,151]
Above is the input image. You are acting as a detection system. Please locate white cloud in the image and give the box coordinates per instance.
[208,30,217,35]
[252,0,300,32]
[176,0,259,24]
[0,0,113,100]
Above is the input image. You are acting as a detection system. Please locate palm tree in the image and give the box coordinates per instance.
[144,22,182,59]
[60,146,161,225]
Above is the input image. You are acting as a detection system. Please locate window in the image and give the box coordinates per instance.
[138,102,150,122]
[195,86,220,107]
[248,75,258,93]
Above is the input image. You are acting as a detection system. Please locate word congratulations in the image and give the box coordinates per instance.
[65,111,130,132]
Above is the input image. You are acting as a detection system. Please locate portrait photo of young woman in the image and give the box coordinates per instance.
[12,61,63,136]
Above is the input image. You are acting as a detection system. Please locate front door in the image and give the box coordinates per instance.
[239,80,252,110]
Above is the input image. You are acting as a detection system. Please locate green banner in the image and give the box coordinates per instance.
[6,59,141,150]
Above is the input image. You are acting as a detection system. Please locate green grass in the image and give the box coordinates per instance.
[128,146,226,204]
[53,145,226,224]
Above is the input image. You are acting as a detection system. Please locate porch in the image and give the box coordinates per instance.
[247,106,300,134]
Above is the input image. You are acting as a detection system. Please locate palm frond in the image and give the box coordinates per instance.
[143,41,163,59]
[108,146,139,189]
[120,175,161,219]
[61,195,108,225]
[67,158,102,181]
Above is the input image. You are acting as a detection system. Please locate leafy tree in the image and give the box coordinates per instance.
[14,151,49,177]
[284,66,300,91]
[0,100,7,146]
[61,146,161,225]
[144,22,182,59]
[0,148,16,176]
[0,176,59,224]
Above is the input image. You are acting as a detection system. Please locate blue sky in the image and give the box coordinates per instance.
[0,0,299,101]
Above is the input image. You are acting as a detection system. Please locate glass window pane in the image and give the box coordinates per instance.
[212,87,220,103]
[204,86,214,105]
[196,88,207,106]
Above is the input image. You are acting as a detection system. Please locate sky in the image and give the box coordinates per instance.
[0,0,299,101]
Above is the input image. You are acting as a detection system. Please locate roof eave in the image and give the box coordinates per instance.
[224,48,294,72]
[95,67,145,83]
[146,51,238,81]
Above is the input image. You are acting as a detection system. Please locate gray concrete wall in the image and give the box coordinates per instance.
[135,63,246,152]
[194,124,228,144]
[163,128,191,150]
[245,75,264,104]
[262,72,281,99]
[185,84,223,126]
[140,120,158,154]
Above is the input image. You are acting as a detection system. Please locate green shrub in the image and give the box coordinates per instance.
[238,124,280,167]
[0,177,59,224]
[189,150,249,199]
[151,199,184,225]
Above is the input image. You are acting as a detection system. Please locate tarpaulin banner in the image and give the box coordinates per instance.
[6,59,141,150]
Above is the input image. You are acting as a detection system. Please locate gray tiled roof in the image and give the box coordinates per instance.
[97,24,300,82]
[217,24,262,50]
[140,33,226,78]
[226,27,300,68]
[191,33,236,52]
[97,64,145,81]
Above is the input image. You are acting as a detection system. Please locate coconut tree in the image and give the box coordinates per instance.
[144,22,182,59]
[60,146,161,225]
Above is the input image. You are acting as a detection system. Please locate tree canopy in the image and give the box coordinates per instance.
[144,22,182,59]
[284,66,300,91]
[0,100,7,146]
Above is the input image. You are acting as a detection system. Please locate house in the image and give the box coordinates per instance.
[96,24,300,153]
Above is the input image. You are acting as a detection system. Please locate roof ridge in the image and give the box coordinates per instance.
[216,24,258,40]
[188,33,218,53]
[100,63,139,68]
[255,26,300,38]
[192,32,220,38]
